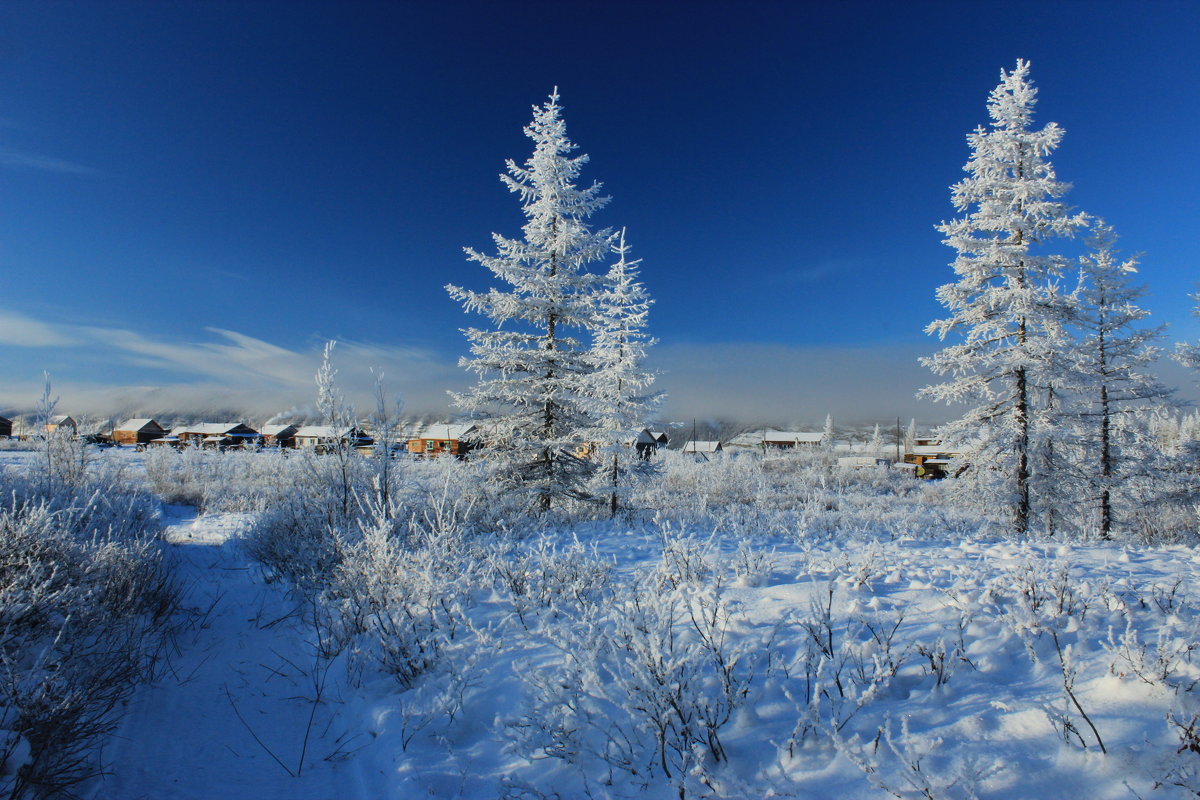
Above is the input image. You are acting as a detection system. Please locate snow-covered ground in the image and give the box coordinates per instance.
[83,503,1200,799]
[93,506,385,800]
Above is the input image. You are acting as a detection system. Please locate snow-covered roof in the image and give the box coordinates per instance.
[259,424,297,436]
[838,456,889,468]
[649,430,669,443]
[175,422,257,436]
[683,440,722,453]
[116,418,162,431]
[49,415,76,425]
[294,425,370,439]
[413,423,478,440]
[632,428,657,445]
[727,430,823,446]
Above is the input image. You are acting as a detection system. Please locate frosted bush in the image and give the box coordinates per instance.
[0,470,176,798]
[516,561,771,796]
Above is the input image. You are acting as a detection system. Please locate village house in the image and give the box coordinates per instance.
[113,418,167,445]
[727,430,824,449]
[682,440,723,459]
[407,423,478,458]
[171,422,260,449]
[0,416,11,439]
[46,415,77,435]
[293,425,373,452]
[258,423,299,448]
[904,437,957,479]
[622,428,666,459]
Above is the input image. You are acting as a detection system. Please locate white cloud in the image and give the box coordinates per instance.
[3,307,1193,427]
[0,147,96,175]
[0,311,80,346]
[0,310,466,418]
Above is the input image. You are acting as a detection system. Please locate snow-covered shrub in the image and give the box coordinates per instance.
[489,534,613,627]
[516,561,770,796]
[144,446,308,513]
[331,501,474,689]
[0,471,175,798]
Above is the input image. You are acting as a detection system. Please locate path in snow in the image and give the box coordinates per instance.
[92,506,377,800]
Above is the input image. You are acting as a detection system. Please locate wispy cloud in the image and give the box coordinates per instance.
[0,147,96,175]
[0,311,81,346]
[0,309,466,417]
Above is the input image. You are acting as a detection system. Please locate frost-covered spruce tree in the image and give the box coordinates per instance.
[921,60,1087,534]
[583,229,661,517]
[1068,220,1172,538]
[447,89,613,512]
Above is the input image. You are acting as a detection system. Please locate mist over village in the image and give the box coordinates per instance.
[2,3,1199,799]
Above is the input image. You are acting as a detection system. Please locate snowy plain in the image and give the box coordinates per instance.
[3,445,1198,798]
[0,446,1181,799]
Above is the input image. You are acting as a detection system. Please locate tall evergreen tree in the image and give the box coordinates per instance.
[921,59,1087,534]
[1068,220,1172,537]
[583,229,660,516]
[447,89,613,511]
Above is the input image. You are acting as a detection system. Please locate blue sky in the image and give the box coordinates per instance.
[0,0,1197,424]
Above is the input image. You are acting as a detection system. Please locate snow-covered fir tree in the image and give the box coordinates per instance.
[920,59,1087,534]
[868,423,883,458]
[1067,220,1172,537]
[822,414,835,451]
[583,229,661,516]
[447,89,613,512]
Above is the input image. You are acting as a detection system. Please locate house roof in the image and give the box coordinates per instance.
[683,440,722,452]
[413,423,478,440]
[294,425,369,438]
[259,424,298,436]
[116,418,162,431]
[728,430,823,446]
[649,430,669,443]
[49,415,76,425]
[174,422,257,436]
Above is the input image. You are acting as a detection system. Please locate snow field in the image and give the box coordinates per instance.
[99,504,1200,799]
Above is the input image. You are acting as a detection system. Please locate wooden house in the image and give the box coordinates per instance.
[113,418,167,445]
[0,416,11,438]
[838,456,891,469]
[172,422,260,449]
[903,437,957,479]
[763,431,823,448]
[630,428,660,459]
[682,440,723,460]
[293,425,373,453]
[407,423,478,458]
[47,415,77,435]
[727,430,823,449]
[259,423,299,448]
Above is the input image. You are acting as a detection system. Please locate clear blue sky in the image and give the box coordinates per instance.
[1,0,1197,424]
